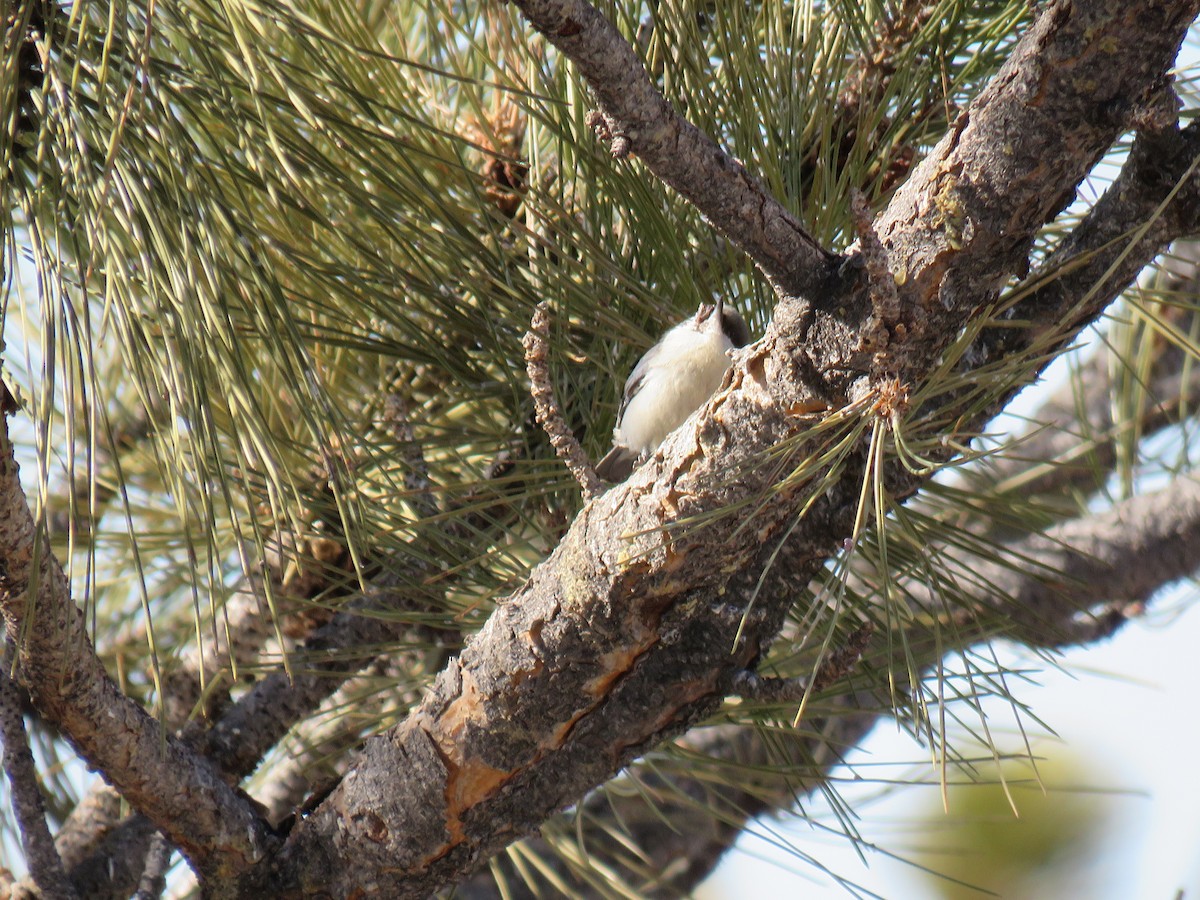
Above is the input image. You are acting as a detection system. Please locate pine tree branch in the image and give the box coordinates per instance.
[959,120,1200,415]
[0,655,77,899]
[872,6,1199,384]
[462,469,1200,899]
[933,475,1200,646]
[455,712,878,900]
[238,2,1200,895]
[58,444,531,897]
[18,0,1200,897]
[524,302,603,500]
[52,517,362,895]
[976,238,1200,505]
[507,0,838,299]
[506,123,1200,886]
[53,593,426,898]
[0,405,277,881]
[201,595,414,777]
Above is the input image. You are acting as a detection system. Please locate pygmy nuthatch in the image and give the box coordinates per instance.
[596,298,751,481]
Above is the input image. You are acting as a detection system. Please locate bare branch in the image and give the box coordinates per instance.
[240,2,1200,893]
[256,657,407,826]
[0,656,77,899]
[523,302,603,501]
[959,122,1200,409]
[133,835,172,900]
[926,476,1200,646]
[0,406,276,880]
[508,0,837,299]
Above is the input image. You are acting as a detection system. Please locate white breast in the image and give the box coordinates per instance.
[612,319,735,456]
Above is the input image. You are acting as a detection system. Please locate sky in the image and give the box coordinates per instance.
[5,16,1200,900]
[702,340,1200,898]
[702,46,1200,892]
[704,597,1200,899]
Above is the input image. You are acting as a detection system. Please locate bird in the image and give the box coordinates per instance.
[595,297,752,482]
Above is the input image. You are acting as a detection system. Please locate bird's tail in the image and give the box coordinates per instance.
[595,446,639,482]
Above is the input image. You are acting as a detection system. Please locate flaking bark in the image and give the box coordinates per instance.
[240,1,1200,895]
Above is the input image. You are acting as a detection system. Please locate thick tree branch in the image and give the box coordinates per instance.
[0,409,276,881]
[521,122,1200,890]
[240,2,1200,895]
[60,444,531,897]
[466,469,1200,898]
[929,476,1200,645]
[54,591,427,898]
[52,522,354,896]
[966,121,1200,402]
[508,0,838,299]
[874,3,1200,381]
[975,238,1200,505]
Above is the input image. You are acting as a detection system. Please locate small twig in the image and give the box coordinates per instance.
[133,833,173,900]
[523,302,603,501]
[0,655,79,899]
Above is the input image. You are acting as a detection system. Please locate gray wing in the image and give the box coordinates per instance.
[599,325,676,482]
[614,341,662,421]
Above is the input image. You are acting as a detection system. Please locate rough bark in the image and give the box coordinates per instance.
[1,660,78,899]
[507,0,839,299]
[0,419,277,881]
[235,1,1200,896]
[461,467,1200,899]
[6,0,1200,896]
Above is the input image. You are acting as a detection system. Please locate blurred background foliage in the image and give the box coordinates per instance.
[910,749,1115,899]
